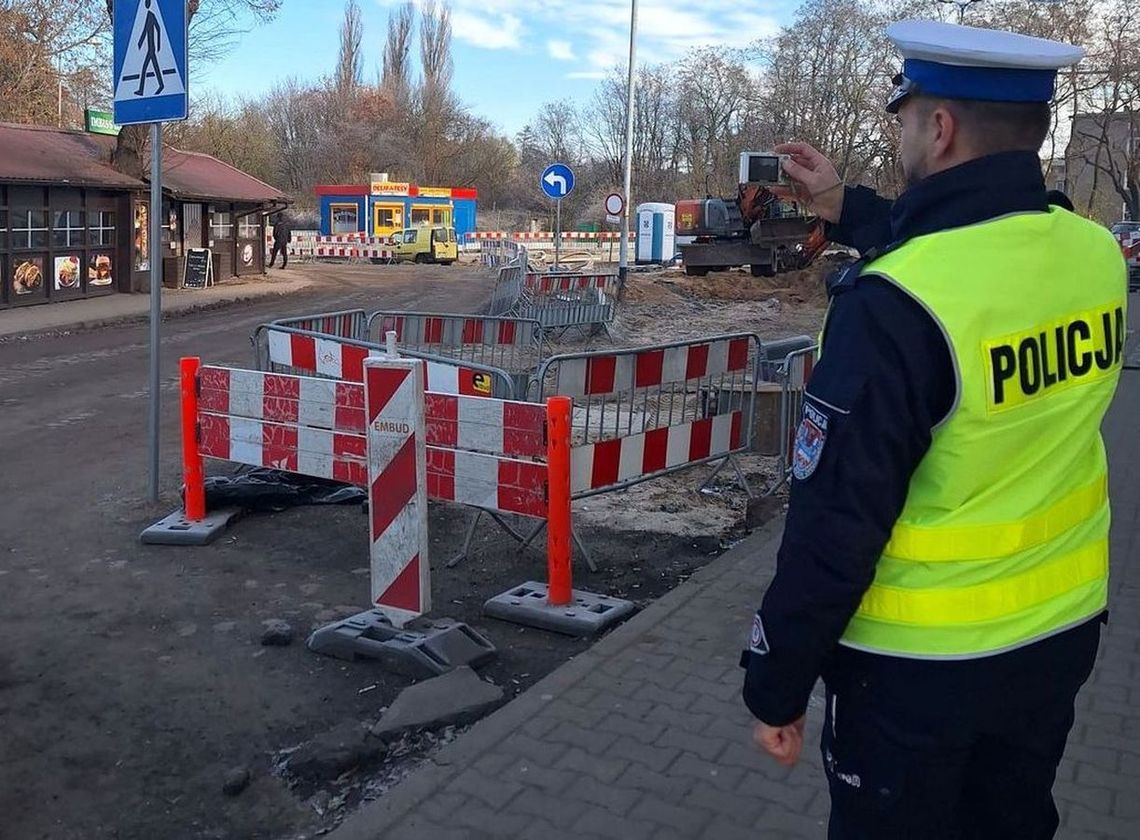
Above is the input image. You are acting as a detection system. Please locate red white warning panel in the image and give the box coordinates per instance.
[265,328,499,396]
[197,366,367,485]
[364,358,431,627]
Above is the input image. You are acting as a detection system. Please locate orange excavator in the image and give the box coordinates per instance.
[676,181,828,277]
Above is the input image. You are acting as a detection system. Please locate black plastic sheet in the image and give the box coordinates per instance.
[202,467,366,513]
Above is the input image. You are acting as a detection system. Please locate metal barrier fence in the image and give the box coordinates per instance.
[535,333,762,500]
[514,271,619,340]
[270,308,368,341]
[479,238,525,269]
[766,343,818,495]
[488,257,527,316]
[365,311,546,398]
[277,233,394,263]
[165,356,576,627]
[251,323,518,400]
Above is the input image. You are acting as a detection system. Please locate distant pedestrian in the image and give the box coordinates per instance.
[269,214,291,269]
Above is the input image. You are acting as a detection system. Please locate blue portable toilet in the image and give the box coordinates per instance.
[635,202,676,264]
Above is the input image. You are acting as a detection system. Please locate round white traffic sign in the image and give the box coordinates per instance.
[605,193,624,215]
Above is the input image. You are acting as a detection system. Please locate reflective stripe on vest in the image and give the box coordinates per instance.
[839,208,1125,659]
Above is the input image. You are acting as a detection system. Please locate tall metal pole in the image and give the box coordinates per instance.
[618,0,638,291]
[555,199,561,269]
[149,123,163,502]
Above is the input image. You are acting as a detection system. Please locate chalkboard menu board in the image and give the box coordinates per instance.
[182,248,213,289]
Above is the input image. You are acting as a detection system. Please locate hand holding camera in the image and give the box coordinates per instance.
[743,143,845,225]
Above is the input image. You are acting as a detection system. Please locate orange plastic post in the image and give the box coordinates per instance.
[180,357,206,521]
[546,395,573,606]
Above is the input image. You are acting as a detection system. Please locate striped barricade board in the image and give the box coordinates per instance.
[262,328,507,397]
[569,411,744,497]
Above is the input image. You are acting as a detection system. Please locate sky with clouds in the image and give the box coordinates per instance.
[197,0,797,136]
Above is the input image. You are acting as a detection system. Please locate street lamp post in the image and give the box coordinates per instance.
[618,0,638,294]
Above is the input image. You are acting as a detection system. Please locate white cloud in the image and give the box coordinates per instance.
[377,0,785,78]
[547,39,576,61]
[450,9,523,50]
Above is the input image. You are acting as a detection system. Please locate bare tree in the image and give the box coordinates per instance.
[673,48,759,196]
[419,0,452,95]
[264,77,327,193]
[584,65,680,199]
[1068,0,1140,220]
[335,0,363,101]
[755,0,895,191]
[101,0,280,178]
[416,0,458,183]
[382,1,415,106]
[0,1,110,126]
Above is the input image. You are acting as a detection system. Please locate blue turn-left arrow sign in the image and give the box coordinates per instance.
[541,163,575,199]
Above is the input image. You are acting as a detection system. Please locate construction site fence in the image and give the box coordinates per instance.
[365,310,547,395]
[479,238,526,269]
[251,322,519,400]
[769,343,819,494]
[254,306,820,504]
[270,231,394,262]
[468,231,635,243]
[176,356,573,615]
[487,245,529,316]
[534,333,762,499]
[515,271,620,339]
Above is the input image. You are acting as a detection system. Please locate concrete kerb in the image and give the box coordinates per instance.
[0,276,315,340]
[326,517,785,840]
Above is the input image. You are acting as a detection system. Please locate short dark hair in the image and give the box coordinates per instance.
[915,96,1052,154]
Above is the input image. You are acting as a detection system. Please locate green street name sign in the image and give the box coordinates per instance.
[85,109,121,136]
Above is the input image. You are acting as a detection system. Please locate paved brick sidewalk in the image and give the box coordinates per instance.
[0,273,312,338]
[330,343,1140,840]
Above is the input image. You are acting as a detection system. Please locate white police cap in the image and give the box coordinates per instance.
[884,19,1085,113]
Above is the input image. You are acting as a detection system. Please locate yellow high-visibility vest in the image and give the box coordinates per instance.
[839,207,1127,658]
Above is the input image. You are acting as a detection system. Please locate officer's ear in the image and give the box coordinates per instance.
[928,102,960,162]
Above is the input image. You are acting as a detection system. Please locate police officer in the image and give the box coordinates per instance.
[739,20,1127,839]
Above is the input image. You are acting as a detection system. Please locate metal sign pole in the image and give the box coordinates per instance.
[149,122,162,502]
[555,199,561,269]
[618,0,639,293]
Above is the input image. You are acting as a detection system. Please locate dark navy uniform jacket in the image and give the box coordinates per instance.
[741,151,1084,726]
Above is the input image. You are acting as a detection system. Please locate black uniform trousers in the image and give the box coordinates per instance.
[269,240,288,268]
[819,617,1101,839]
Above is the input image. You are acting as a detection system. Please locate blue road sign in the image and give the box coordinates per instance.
[113,0,188,126]
[541,163,575,200]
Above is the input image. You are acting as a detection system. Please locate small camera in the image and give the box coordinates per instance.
[739,152,789,186]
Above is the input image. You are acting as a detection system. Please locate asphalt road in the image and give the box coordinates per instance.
[0,264,496,840]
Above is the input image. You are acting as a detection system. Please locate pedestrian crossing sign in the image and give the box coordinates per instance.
[113,0,188,126]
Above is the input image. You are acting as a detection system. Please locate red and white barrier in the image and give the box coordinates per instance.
[524,273,617,294]
[553,336,752,398]
[468,231,634,242]
[570,412,744,494]
[1118,230,1140,264]
[315,245,393,259]
[425,394,546,458]
[376,314,528,348]
[264,328,501,397]
[169,355,581,622]
[424,393,550,517]
[364,359,431,625]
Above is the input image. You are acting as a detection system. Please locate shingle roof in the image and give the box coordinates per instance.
[0,122,289,205]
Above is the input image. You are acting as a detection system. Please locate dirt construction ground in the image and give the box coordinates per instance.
[0,259,826,840]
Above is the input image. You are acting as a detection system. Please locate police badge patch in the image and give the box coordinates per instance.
[792,402,829,481]
[750,612,770,655]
